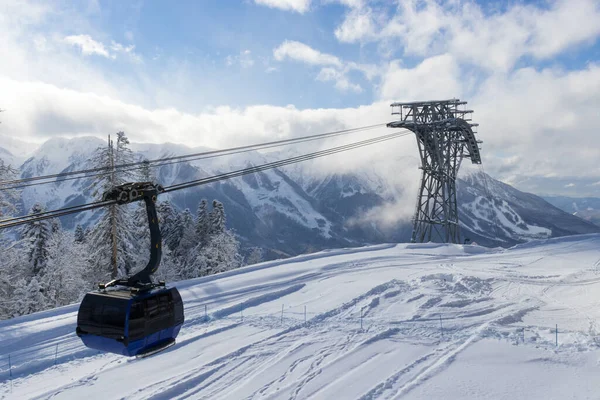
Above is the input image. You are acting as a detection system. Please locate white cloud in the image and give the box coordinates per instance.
[334,6,378,43]
[379,54,461,101]
[4,0,600,199]
[333,0,600,72]
[273,40,378,93]
[470,64,600,181]
[565,183,576,188]
[316,67,362,92]
[226,49,255,68]
[376,48,600,188]
[64,34,142,62]
[254,0,311,13]
[64,34,110,58]
[240,50,254,68]
[529,0,600,58]
[0,76,397,148]
[329,0,365,8]
[110,41,135,54]
[274,40,342,67]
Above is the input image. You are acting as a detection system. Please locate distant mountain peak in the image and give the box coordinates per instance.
[7,136,600,257]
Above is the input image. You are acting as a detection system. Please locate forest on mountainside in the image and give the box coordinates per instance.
[0,132,256,320]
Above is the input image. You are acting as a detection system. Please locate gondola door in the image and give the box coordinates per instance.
[144,296,161,345]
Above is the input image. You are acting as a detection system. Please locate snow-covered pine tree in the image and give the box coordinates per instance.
[157,200,182,252]
[20,203,53,276]
[209,200,225,235]
[87,132,137,281]
[177,208,197,257]
[74,224,86,243]
[174,208,201,277]
[0,158,22,318]
[245,247,264,265]
[114,131,134,170]
[154,246,180,282]
[138,159,156,183]
[192,229,242,277]
[185,200,242,278]
[9,279,30,317]
[196,199,209,245]
[0,245,26,319]
[43,229,89,308]
[10,277,47,317]
[10,279,33,317]
[0,159,20,219]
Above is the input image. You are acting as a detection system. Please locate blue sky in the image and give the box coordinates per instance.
[52,0,384,110]
[1,0,600,196]
[50,0,600,111]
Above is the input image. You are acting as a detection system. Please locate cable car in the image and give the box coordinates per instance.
[76,183,185,357]
[76,286,184,356]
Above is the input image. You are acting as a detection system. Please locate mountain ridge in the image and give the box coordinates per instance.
[8,136,600,259]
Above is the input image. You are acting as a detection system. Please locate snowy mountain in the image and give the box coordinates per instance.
[3,234,600,399]
[0,134,39,167]
[457,172,600,246]
[11,137,600,258]
[543,195,600,227]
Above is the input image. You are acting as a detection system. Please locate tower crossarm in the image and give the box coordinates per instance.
[387,118,481,165]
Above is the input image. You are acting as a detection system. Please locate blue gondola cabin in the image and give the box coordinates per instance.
[76,287,184,357]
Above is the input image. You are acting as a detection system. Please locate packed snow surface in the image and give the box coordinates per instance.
[3,234,600,399]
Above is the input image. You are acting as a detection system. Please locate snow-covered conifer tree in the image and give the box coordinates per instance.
[21,203,53,276]
[209,200,225,235]
[185,200,242,278]
[177,208,197,257]
[245,247,264,265]
[138,159,156,183]
[0,246,25,319]
[87,132,137,280]
[74,224,86,243]
[10,277,47,317]
[157,200,182,252]
[196,199,209,245]
[44,230,89,308]
[0,159,19,219]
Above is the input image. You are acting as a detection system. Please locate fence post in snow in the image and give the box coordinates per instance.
[241,304,244,322]
[205,305,208,322]
[439,315,444,339]
[304,306,307,325]
[54,344,58,366]
[8,354,12,393]
[522,328,525,344]
[360,307,364,330]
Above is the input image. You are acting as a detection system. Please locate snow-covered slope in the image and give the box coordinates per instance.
[3,234,600,399]
[458,171,600,246]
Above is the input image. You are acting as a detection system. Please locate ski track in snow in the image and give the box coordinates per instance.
[3,236,600,399]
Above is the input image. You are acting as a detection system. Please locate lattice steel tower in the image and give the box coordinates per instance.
[387,99,481,244]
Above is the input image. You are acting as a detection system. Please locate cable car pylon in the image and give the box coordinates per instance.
[387,99,482,244]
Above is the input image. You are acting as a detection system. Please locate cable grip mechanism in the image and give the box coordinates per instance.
[100,182,165,291]
[102,182,164,204]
